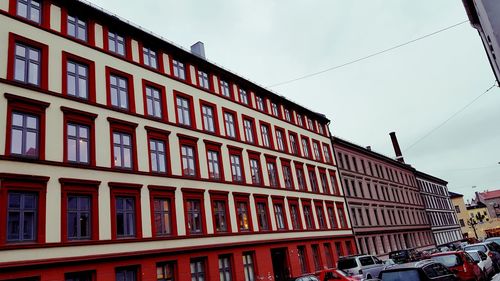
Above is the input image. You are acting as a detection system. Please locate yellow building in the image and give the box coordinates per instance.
[450,192,469,237]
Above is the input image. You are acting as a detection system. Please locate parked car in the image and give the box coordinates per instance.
[288,275,320,281]
[485,237,500,245]
[315,269,362,281]
[388,248,419,264]
[463,242,500,272]
[337,255,386,280]
[466,250,495,279]
[429,251,482,281]
[378,260,458,281]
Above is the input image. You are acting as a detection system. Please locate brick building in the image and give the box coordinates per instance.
[0,0,355,280]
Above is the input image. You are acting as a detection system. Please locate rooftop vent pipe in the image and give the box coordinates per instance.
[191,41,206,59]
[389,132,405,163]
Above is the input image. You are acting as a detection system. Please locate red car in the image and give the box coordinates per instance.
[429,251,483,281]
[314,269,362,281]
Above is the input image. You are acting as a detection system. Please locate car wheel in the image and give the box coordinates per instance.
[366,274,372,280]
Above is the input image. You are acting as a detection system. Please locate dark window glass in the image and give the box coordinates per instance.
[67,195,91,240]
[176,96,191,126]
[198,70,209,89]
[190,259,205,281]
[108,31,125,56]
[297,246,308,274]
[256,202,269,231]
[237,202,250,231]
[143,47,158,69]
[10,112,39,158]
[115,267,136,281]
[154,198,171,236]
[304,206,314,229]
[249,159,261,185]
[172,59,185,80]
[207,150,221,180]
[113,132,133,169]
[213,200,228,232]
[65,270,94,281]
[67,15,87,41]
[14,43,41,86]
[230,155,243,182]
[274,204,285,230]
[7,192,37,242]
[224,112,236,138]
[67,123,90,164]
[67,60,89,99]
[290,205,300,230]
[219,256,233,281]
[110,75,129,110]
[312,244,322,271]
[243,253,256,281]
[201,105,215,133]
[187,199,202,234]
[316,206,326,229]
[150,139,166,173]
[17,0,41,23]
[324,244,333,268]
[267,162,278,187]
[156,262,175,281]
[146,86,162,118]
[115,196,135,237]
[309,170,318,192]
[181,145,196,176]
[283,165,293,189]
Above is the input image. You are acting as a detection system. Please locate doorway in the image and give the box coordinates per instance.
[271,248,290,281]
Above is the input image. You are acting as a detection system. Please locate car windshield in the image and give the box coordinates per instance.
[389,251,408,259]
[466,251,480,262]
[430,254,463,267]
[381,269,420,281]
[338,258,358,270]
[465,245,488,252]
[487,242,500,251]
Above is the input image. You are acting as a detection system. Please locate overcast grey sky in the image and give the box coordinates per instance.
[88,0,499,202]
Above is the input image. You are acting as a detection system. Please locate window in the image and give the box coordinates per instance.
[7,192,38,242]
[275,128,286,152]
[224,111,238,139]
[10,112,39,158]
[271,102,279,117]
[243,117,255,143]
[149,139,167,173]
[109,74,130,110]
[312,245,322,271]
[316,204,326,229]
[324,244,334,268]
[267,159,279,187]
[157,262,176,281]
[313,141,322,161]
[181,144,197,177]
[230,150,244,182]
[212,198,229,233]
[337,204,348,228]
[295,164,306,191]
[67,15,87,41]
[296,113,303,127]
[307,118,314,131]
[248,153,262,185]
[236,199,251,232]
[323,144,332,163]
[143,46,158,69]
[289,202,301,230]
[17,0,41,23]
[14,43,41,86]
[145,85,163,118]
[289,133,298,155]
[239,89,248,105]
[190,259,206,281]
[220,80,231,98]
[255,199,270,231]
[255,96,264,111]
[108,31,125,56]
[205,142,223,180]
[301,137,311,158]
[318,123,325,135]
[198,70,209,89]
[219,255,233,281]
[243,253,256,281]
[282,161,293,189]
[116,267,137,281]
[260,123,272,148]
[66,60,89,99]
[297,246,308,274]
[274,203,286,230]
[65,270,94,281]
[308,168,319,192]
[201,103,217,133]
[115,196,136,238]
[303,204,314,229]
[186,199,203,235]
[284,109,291,122]
[319,171,329,194]
[175,93,193,127]
[66,123,90,164]
[327,205,337,229]
[153,198,172,236]
[113,132,133,169]
[67,195,91,240]
[172,59,185,80]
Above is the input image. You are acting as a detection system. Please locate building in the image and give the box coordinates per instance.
[0,0,355,280]
[462,0,500,85]
[415,172,462,247]
[466,201,494,239]
[449,191,469,238]
[475,190,500,218]
[332,136,435,259]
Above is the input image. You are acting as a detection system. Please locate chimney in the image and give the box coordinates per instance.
[366,146,371,151]
[389,132,404,163]
[191,41,206,59]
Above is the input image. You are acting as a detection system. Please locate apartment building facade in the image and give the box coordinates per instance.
[0,0,355,280]
[416,172,462,247]
[332,137,435,258]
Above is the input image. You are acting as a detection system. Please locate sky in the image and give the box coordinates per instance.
[87,0,500,202]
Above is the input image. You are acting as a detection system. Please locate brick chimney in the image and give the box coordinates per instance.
[389,132,404,163]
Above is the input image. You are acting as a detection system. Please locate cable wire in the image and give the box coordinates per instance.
[266,20,469,88]
[404,83,497,153]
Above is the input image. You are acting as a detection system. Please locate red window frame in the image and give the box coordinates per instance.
[62,106,97,166]
[300,135,312,159]
[182,188,206,236]
[254,194,271,232]
[62,51,97,102]
[265,154,280,188]
[336,202,349,229]
[4,93,49,160]
[318,168,330,194]
[314,200,327,230]
[294,162,307,191]
[271,196,288,231]
[228,146,246,183]
[307,165,319,193]
[255,95,266,112]
[242,115,257,144]
[204,140,224,181]
[247,150,263,186]
[270,101,282,119]
[148,185,177,237]
[108,117,138,171]
[137,41,165,72]
[274,126,288,153]
[325,201,338,229]
[199,100,220,135]
[280,158,294,190]
[233,193,253,233]
[178,134,200,179]
[312,140,324,162]
[7,33,49,90]
[146,126,171,175]
[288,131,300,156]
[168,57,192,82]
[105,66,136,113]
[301,199,316,230]
[322,143,333,164]
[209,190,231,234]
[218,77,235,100]
[60,7,95,45]
[287,198,302,230]
[259,121,274,149]
[8,0,51,27]
[173,91,196,129]
[60,178,100,242]
[142,79,168,122]
[102,26,133,60]
[109,182,143,240]
[222,107,241,140]
[0,173,49,245]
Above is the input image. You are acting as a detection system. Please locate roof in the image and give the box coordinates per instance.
[467,201,487,210]
[415,170,448,185]
[449,191,463,199]
[478,190,500,200]
[56,0,330,124]
[383,260,435,271]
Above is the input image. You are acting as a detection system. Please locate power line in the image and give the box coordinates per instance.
[428,165,499,172]
[404,83,497,152]
[266,20,469,88]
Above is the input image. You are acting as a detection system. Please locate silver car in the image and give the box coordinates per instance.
[337,255,386,280]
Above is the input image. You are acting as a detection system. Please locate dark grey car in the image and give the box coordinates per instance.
[379,260,458,281]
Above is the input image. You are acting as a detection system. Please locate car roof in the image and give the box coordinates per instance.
[430,251,462,257]
[338,254,373,259]
[383,260,435,271]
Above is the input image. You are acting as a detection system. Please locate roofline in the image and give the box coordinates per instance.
[57,0,330,123]
[415,170,448,185]
[332,136,416,172]
[449,191,464,199]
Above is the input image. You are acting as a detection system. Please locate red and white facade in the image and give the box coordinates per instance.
[0,0,354,280]
[332,137,435,259]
